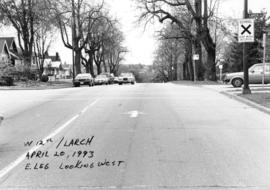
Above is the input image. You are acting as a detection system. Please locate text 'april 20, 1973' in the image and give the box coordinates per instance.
[23,136,125,171]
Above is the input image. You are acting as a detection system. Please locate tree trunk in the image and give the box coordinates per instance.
[187,39,194,80]
[194,0,204,80]
[97,64,102,74]
[87,52,94,76]
[103,61,107,73]
[174,61,178,81]
[194,40,204,80]
[74,51,81,76]
[205,47,216,80]
[85,62,90,73]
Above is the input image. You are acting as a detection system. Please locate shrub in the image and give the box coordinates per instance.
[0,76,14,86]
[41,75,49,82]
[0,63,15,86]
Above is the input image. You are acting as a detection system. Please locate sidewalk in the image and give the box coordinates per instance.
[203,83,270,115]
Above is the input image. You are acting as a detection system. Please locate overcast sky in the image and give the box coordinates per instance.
[2,0,270,66]
[91,0,270,66]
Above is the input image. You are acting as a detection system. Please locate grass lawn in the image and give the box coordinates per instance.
[240,93,270,109]
[0,80,73,90]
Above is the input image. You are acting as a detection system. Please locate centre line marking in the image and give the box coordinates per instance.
[0,98,99,180]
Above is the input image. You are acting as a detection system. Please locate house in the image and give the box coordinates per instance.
[0,39,10,66]
[0,39,15,81]
[0,37,70,80]
[0,37,21,65]
[0,37,22,67]
[42,52,71,79]
[61,62,72,79]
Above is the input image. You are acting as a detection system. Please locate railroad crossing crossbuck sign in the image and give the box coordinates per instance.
[238,19,254,43]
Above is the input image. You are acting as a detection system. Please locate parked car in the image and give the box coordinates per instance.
[100,72,115,84]
[73,73,94,87]
[114,76,119,84]
[223,63,270,87]
[94,74,109,85]
[118,73,135,85]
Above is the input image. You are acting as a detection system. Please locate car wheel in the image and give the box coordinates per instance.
[119,83,122,85]
[232,78,243,88]
[131,81,135,85]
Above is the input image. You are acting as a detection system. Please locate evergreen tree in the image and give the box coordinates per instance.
[226,11,268,73]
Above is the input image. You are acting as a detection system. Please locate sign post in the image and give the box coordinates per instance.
[262,33,266,86]
[238,19,255,43]
[239,0,252,94]
[219,64,223,82]
[193,54,199,82]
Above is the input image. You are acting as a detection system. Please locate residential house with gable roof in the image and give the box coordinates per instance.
[0,37,22,66]
[42,52,71,79]
[0,37,71,80]
[0,39,10,65]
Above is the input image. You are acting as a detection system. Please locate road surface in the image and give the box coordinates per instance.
[0,83,270,190]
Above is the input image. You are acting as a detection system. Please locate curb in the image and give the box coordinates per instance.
[0,85,73,91]
[0,114,3,126]
[220,91,270,115]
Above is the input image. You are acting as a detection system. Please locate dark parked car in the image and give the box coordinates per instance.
[73,73,94,87]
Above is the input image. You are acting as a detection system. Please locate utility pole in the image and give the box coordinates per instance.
[242,0,251,94]
[262,33,266,87]
[72,3,75,81]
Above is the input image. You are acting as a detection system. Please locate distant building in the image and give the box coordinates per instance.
[43,52,71,79]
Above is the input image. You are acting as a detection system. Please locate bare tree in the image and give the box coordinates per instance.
[103,23,127,75]
[47,0,104,75]
[137,0,220,80]
[0,0,45,70]
[154,24,184,82]
[33,22,56,79]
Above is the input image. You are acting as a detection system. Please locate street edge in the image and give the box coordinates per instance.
[0,115,3,126]
[220,91,270,115]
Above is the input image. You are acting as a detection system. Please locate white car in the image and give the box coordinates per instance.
[94,74,109,85]
[223,63,270,87]
[118,73,135,85]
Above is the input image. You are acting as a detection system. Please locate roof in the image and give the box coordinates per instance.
[61,63,72,69]
[9,51,20,59]
[45,54,61,62]
[0,37,14,49]
[51,61,61,68]
[0,39,9,55]
[43,59,62,68]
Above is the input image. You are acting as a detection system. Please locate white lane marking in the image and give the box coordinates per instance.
[0,99,99,180]
[125,110,144,118]
[80,99,99,114]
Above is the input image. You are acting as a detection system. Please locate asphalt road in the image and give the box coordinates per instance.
[0,83,270,190]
